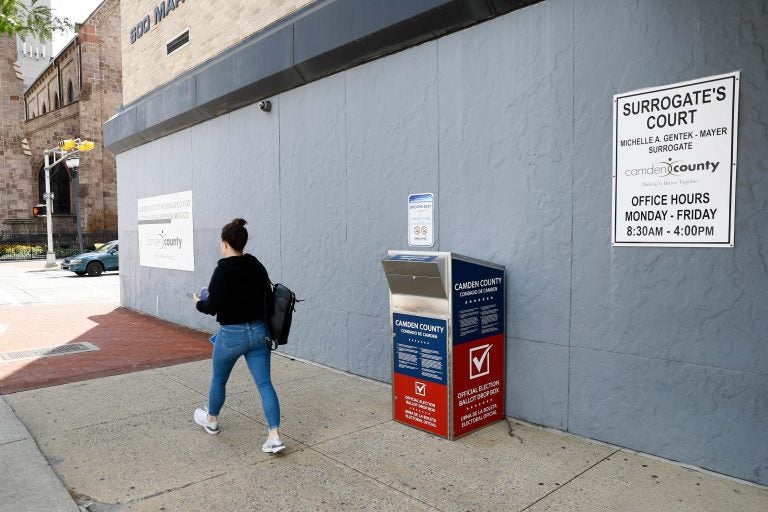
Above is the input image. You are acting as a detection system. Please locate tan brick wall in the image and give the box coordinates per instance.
[60,54,79,105]
[77,0,122,232]
[26,43,79,119]
[121,0,313,103]
[8,0,122,235]
[0,36,36,232]
[24,102,83,233]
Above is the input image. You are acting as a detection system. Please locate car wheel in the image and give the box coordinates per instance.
[74,271,86,276]
[86,261,104,277]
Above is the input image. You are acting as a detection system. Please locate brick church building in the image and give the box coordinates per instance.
[0,0,121,235]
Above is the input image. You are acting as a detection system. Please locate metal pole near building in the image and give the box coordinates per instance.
[43,150,56,267]
[73,170,83,254]
[65,155,84,253]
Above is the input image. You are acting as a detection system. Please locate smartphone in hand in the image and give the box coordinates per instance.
[187,288,209,300]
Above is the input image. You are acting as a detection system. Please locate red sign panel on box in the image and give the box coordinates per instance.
[452,334,505,437]
[393,373,448,437]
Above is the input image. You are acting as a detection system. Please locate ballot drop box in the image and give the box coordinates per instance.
[381,251,505,439]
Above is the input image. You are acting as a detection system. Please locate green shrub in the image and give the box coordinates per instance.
[0,244,46,258]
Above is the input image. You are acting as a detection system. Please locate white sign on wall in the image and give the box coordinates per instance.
[408,193,435,247]
[612,71,739,247]
[138,190,195,270]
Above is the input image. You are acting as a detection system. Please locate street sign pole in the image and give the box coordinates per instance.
[43,151,56,267]
[71,167,83,253]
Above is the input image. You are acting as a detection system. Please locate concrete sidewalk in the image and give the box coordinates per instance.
[2,354,767,512]
[0,397,79,512]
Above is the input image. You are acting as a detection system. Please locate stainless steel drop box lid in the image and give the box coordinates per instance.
[381,251,449,299]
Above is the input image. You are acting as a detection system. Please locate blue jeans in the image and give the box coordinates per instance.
[208,321,280,429]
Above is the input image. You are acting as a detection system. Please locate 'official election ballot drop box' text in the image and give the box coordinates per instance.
[381,251,505,439]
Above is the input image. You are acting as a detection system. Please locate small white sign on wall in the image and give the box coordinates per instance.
[612,71,739,247]
[408,193,435,247]
[138,190,195,270]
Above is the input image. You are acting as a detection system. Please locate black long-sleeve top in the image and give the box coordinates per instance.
[196,254,270,325]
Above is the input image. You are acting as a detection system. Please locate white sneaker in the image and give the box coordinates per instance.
[262,437,285,454]
[194,408,219,434]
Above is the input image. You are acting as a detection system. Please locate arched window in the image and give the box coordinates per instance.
[42,103,47,114]
[38,164,71,214]
[67,80,74,103]
[54,93,60,109]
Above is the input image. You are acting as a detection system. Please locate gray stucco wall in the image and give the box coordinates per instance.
[116,0,768,484]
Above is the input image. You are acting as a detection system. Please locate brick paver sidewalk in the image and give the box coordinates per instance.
[0,303,211,394]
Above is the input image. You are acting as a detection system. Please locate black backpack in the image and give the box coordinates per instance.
[264,282,298,350]
[253,257,299,350]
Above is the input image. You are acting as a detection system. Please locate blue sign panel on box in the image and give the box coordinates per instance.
[393,312,447,385]
[451,258,504,345]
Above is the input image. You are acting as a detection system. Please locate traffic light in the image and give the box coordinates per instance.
[59,139,76,151]
[59,138,94,152]
[77,140,95,152]
[33,204,46,217]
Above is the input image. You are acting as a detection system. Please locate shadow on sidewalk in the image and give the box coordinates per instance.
[0,307,211,395]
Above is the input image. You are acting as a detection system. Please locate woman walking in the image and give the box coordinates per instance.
[192,218,284,454]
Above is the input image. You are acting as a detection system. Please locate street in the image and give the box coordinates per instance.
[0,260,119,307]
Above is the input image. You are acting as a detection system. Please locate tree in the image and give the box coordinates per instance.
[0,0,70,41]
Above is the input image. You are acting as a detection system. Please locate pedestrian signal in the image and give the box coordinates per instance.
[33,204,46,217]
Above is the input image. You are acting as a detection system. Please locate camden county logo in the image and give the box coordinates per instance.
[624,158,720,178]
[145,230,183,250]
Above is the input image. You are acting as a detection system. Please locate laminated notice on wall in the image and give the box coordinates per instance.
[408,193,435,247]
[138,190,195,270]
[612,72,739,247]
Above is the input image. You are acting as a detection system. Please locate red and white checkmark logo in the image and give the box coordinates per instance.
[469,344,492,379]
[415,382,426,396]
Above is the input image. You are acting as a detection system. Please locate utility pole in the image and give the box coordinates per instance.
[72,165,83,253]
[41,139,95,267]
[43,150,56,267]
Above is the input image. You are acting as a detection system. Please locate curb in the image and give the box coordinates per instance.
[0,397,80,512]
